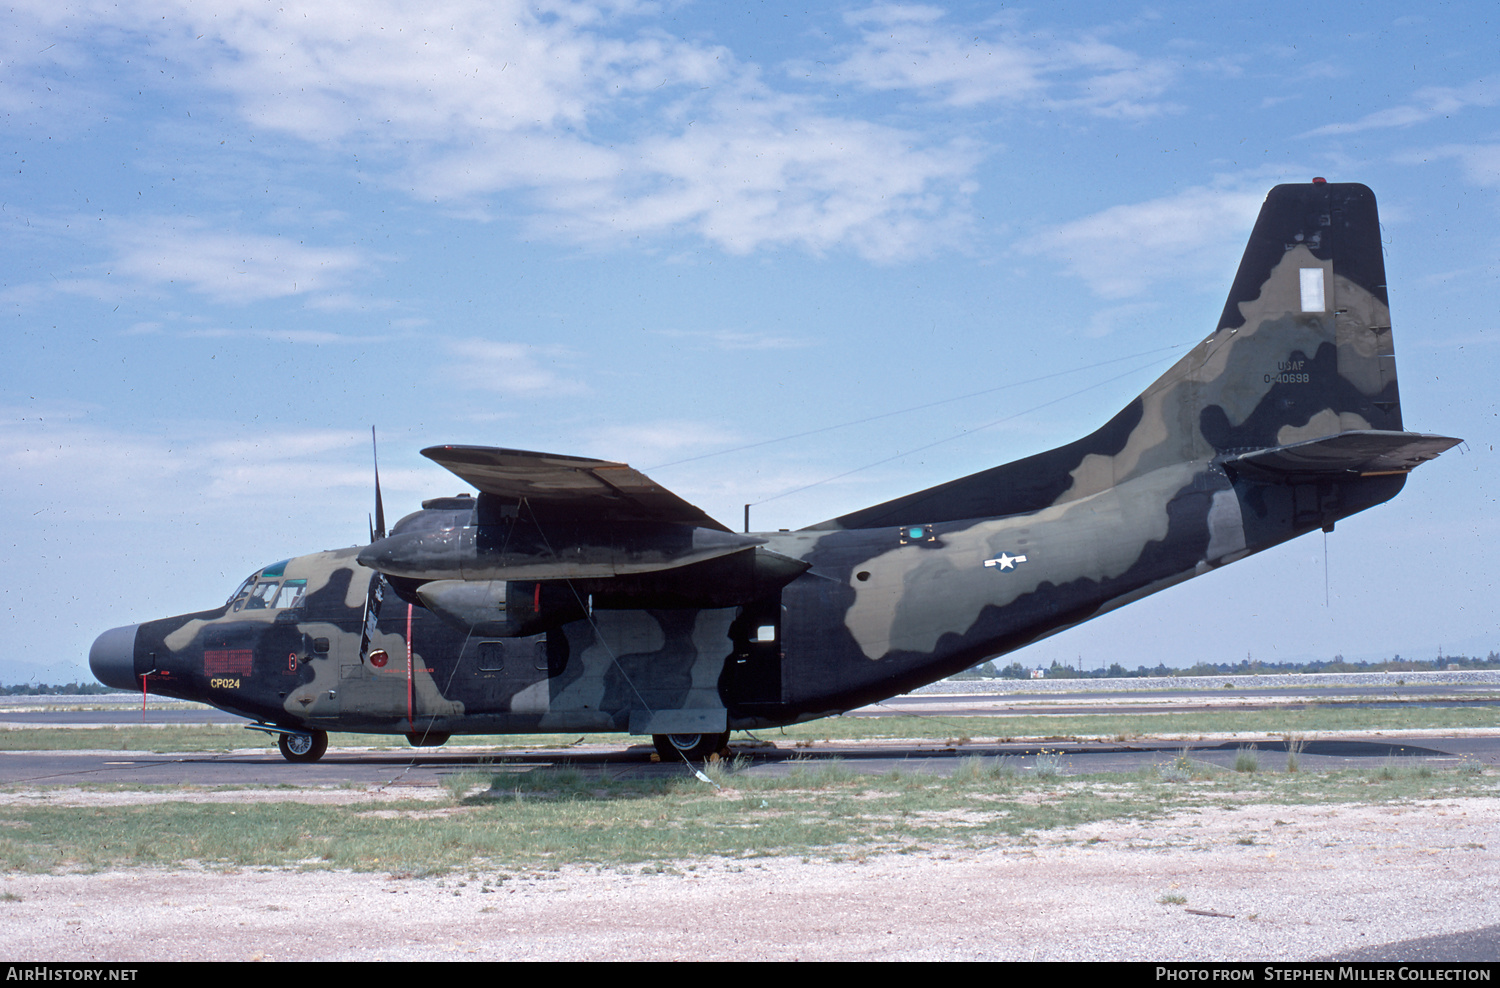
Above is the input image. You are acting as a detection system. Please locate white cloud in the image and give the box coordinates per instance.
[12,0,979,260]
[586,420,740,463]
[439,339,588,396]
[9,1,1189,262]
[0,412,397,521]
[198,430,370,498]
[1304,79,1500,136]
[526,106,980,259]
[8,209,363,308]
[185,0,728,145]
[105,219,364,304]
[1084,300,1166,339]
[0,1,124,127]
[1395,144,1500,187]
[0,418,190,518]
[836,4,1048,107]
[174,327,382,345]
[650,328,813,351]
[832,4,1178,119]
[1024,180,1269,300]
[152,0,974,258]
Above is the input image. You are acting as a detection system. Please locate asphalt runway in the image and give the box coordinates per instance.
[1,682,1495,786]
[1,732,1497,789]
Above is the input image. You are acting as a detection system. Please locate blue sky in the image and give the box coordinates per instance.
[3,0,1496,684]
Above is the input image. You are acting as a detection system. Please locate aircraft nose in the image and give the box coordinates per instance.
[90,624,141,690]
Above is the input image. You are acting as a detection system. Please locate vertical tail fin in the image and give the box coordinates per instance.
[1198,181,1400,447]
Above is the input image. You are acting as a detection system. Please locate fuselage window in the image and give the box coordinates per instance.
[477,641,506,672]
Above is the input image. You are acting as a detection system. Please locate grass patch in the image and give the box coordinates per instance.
[1368,759,1434,782]
[0,760,1491,876]
[1284,734,1307,774]
[1032,750,1064,779]
[1148,746,1219,783]
[950,755,1018,783]
[0,725,277,753]
[440,769,497,804]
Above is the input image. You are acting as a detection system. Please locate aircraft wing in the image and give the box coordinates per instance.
[1223,430,1462,483]
[422,445,731,532]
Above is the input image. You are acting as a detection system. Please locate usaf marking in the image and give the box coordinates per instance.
[1265,359,1310,385]
[984,552,1027,571]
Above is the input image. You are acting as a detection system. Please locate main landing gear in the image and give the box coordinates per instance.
[652,731,730,762]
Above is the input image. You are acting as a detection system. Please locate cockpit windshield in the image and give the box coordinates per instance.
[227,575,255,607]
[227,561,305,612]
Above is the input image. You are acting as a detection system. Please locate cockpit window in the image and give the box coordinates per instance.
[227,575,256,608]
[232,577,307,611]
[274,580,307,610]
[228,562,304,612]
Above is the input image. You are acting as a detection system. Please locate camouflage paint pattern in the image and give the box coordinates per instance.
[91,183,1459,751]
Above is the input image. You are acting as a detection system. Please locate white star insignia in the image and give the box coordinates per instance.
[984,552,1028,571]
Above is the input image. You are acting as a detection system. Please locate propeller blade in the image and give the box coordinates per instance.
[371,426,387,543]
[362,427,390,662]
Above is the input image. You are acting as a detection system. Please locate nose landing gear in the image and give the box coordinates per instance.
[276,729,329,763]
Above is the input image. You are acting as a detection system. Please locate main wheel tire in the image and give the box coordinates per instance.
[653,731,730,762]
[405,730,451,747]
[278,729,328,763]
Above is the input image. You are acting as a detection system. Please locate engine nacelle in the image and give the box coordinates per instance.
[412,547,809,636]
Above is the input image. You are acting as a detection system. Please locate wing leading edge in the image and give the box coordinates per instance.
[422,445,731,532]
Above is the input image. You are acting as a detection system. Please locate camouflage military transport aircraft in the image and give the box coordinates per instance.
[91,182,1460,762]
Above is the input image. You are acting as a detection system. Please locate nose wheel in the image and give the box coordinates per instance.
[277,729,329,763]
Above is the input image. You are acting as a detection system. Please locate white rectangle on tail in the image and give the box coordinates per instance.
[1300,267,1326,312]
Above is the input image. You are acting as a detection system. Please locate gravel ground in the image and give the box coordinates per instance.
[5,675,1496,961]
[2,789,1496,962]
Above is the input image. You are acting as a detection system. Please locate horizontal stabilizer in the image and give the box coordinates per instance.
[1222,430,1461,484]
[423,445,729,532]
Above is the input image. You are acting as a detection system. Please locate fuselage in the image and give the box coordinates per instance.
[89,457,1404,739]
